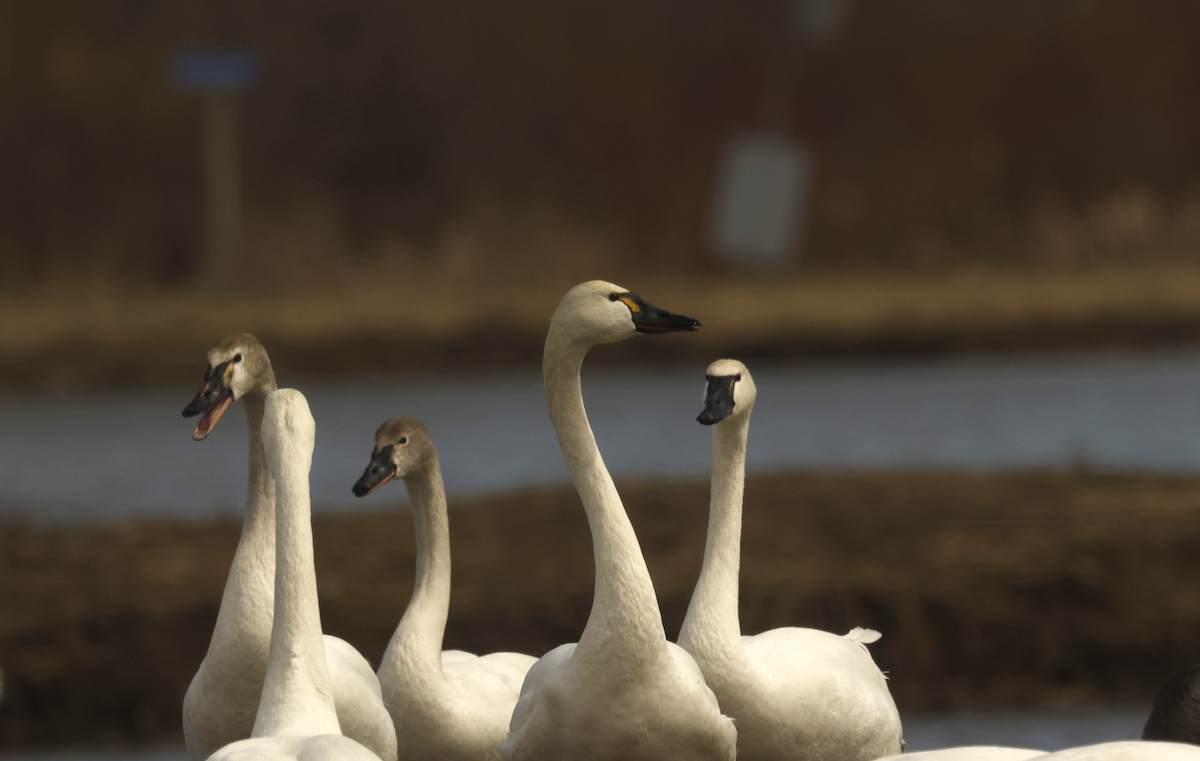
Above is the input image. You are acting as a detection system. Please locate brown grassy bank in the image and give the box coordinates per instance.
[1,471,1199,746]
[7,265,1200,391]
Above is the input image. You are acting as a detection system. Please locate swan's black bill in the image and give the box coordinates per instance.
[353,446,397,497]
[620,293,701,334]
[183,360,234,441]
[697,374,738,425]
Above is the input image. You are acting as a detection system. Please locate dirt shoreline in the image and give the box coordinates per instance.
[1,471,1198,746]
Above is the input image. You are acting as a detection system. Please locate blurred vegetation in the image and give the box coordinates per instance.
[3,0,1200,292]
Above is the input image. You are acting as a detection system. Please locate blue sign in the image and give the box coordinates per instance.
[171,50,262,90]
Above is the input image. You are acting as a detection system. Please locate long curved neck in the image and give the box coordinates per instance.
[679,414,750,664]
[253,432,340,738]
[381,458,451,696]
[209,387,278,654]
[543,328,664,657]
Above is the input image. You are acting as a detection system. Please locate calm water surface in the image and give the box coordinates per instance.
[4,350,1200,523]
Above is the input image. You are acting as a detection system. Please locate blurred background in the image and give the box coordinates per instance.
[5,0,1200,755]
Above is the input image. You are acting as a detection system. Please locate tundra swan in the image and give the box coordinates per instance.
[1144,665,1200,744]
[879,751,1043,760]
[352,416,537,760]
[1028,742,1200,759]
[207,389,382,761]
[181,333,397,761]
[678,358,904,760]
[497,281,737,761]
[876,740,1200,759]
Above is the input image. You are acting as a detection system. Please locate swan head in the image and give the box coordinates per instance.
[352,416,436,497]
[261,389,316,473]
[549,280,701,346]
[182,333,275,441]
[697,359,755,425]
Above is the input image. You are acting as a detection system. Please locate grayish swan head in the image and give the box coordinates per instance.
[352,416,437,497]
[182,332,276,441]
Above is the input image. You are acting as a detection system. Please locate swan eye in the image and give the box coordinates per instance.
[735,373,742,381]
[234,353,242,363]
[608,293,619,301]
[399,436,408,445]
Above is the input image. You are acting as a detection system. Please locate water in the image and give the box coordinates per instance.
[901,707,1149,752]
[0,707,1151,758]
[4,350,1200,523]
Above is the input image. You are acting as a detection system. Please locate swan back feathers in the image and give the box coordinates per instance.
[845,627,883,646]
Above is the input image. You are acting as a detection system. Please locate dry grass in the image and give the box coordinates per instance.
[6,264,1200,390]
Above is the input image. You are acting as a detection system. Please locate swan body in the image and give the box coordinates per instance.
[678,359,904,761]
[877,741,1200,760]
[351,416,537,760]
[1032,744,1200,753]
[206,389,382,761]
[499,281,737,761]
[1030,742,1200,759]
[182,334,397,761]
[878,751,1043,761]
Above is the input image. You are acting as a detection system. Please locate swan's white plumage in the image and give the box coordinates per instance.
[206,734,383,761]
[876,740,1200,760]
[499,281,736,761]
[323,637,395,757]
[877,750,1043,761]
[506,643,577,735]
[1029,741,1200,759]
[677,359,903,761]
[205,389,384,761]
[356,416,536,760]
[183,336,396,761]
[441,650,537,698]
[846,627,882,644]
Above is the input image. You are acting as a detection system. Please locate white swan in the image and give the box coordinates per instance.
[876,737,1200,758]
[207,389,382,760]
[889,743,1200,760]
[1027,742,1200,759]
[880,751,1043,760]
[181,333,397,761]
[351,415,538,760]
[677,358,904,760]
[498,281,738,761]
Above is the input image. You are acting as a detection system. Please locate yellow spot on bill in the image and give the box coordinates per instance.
[619,296,641,313]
